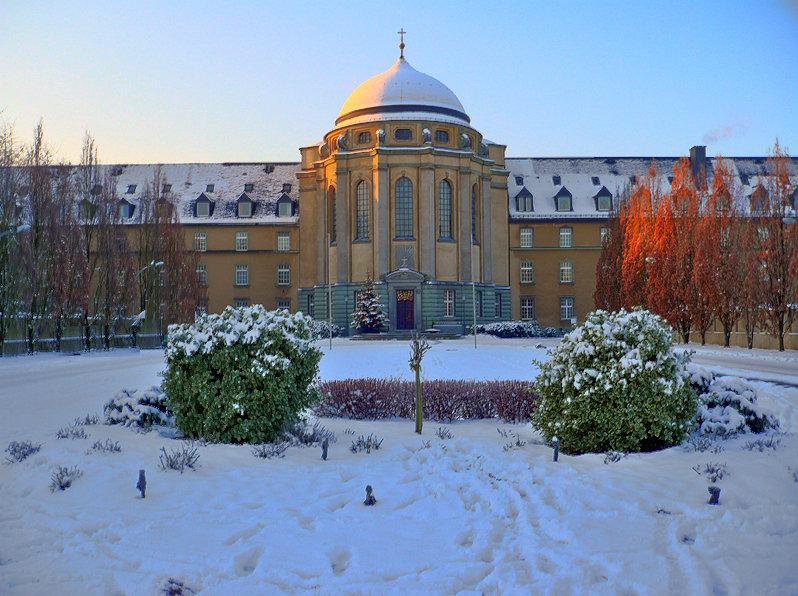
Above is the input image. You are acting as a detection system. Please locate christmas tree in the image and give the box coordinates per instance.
[351,275,388,332]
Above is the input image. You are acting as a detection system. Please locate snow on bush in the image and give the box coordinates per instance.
[316,379,537,422]
[531,308,696,454]
[5,440,42,463]
[49,465,83,492]
[307,318,344,340]
[469,320,565,338]
[158,442,200,473]
[104,386,173,429]
[162,306,323,444]
[688,366,779,437]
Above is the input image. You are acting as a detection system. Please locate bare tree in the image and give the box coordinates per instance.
[75,132,101,350]
[0,121,24,355]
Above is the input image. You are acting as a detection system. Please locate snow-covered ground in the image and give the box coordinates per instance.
[1,337,797,595]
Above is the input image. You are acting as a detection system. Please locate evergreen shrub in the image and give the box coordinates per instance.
[470,321,565,338]
[162,306,322,444]
[531,308,696,454]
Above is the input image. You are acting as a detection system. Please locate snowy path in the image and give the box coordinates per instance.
[1,341,797,594]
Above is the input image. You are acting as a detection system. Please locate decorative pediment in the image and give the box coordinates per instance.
[384,268,425,283]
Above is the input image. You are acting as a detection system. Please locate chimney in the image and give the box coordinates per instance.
[689,145,707,189]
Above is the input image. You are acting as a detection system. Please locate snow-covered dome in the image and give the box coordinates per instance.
[336,57,471,127]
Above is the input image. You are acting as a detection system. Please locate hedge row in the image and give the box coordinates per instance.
[468,321,566,338]
[315,378,538,422]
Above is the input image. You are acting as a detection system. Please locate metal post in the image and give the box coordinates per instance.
[327,232,332,350]
[471,240,477,348]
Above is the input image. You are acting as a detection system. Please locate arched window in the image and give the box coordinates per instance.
[395,177,413,238]
[328,187,336,243]
[355,181,369,240]
[438,179,452,239]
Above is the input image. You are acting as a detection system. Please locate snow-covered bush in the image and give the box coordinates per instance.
[56,425,88,440]
[5,440,41,463]
[688,367,779,437]
[162,306,323,444]
[50,465,82,492]
[86,439,121,454]
[350,433,383,453]
[158,442,200,473]
[104,387,173,429]
[316,378,537,422]
[307,318,344,340]
[469,321,565,338]
[531,309,696,454]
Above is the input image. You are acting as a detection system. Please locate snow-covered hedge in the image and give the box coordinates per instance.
[532,309,696,454]
[469,321,565,338]
[162,306,323,444]
[104,386,173,428]
[688,366,778,437]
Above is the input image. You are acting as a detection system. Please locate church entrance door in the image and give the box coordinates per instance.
[396,289,414,330]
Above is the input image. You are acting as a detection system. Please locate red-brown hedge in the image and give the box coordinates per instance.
[315,379,538,422]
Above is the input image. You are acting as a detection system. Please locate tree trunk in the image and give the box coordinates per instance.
[83,312,91,351]
[414,367,423,434]
[55,317,62,352]
[723,325,731,347]
[103,323,110,351]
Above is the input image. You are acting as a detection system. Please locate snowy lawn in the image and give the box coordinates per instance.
[1,337,797,595]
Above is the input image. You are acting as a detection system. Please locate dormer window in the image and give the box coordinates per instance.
[630,175,637,185]
[126,184,137,194]
[395,128,412,141]
[206,184,214,193]
[555,187,573,212]
[358,131,371,144]
[118,200,134,219]
[591,177,600,186]
[244,183,254,193]
[195,194,212,218]
[282,183,292,194]
[277,195,292,217]
[552,175,561,186]
[515,176,523,186]
[594,186,613,212]
[740,174,750,185]
[515,187,533,212]
[434,130,449,143]
[237,195,253,218]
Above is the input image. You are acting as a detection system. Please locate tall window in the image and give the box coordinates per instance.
[438,179,452,239]
[277,264,290,286]
[306,295,314,318]
[395,177,413,238]
[443,289,455,317]
[559,226,573,248]
[194,232,207,252]
[235,264,249,287]
[520,260,535,284]
[520,227,533,248]
[235,231,249,252]
[355,181,369,240]
[494,294,502,318]
[560,296,575,320]
[520,296,535,320]
[329,187,336,243]
[517,195,533,212]
[277,231,290,252]
[560,259,574,283]
[476,290,483,318]
[471,185,479,243]
[195,264,207,286]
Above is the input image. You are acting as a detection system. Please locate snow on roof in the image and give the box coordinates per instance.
[506,156,798,221]
[88,162,301,224]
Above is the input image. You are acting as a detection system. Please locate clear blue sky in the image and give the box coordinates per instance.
[2,0,796,164]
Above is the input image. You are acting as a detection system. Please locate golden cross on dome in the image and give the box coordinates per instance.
[398,28,406,59]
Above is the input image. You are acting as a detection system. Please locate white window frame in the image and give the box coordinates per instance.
[560,296,574,320]
[520,296,535,320]
[597,195,611,211]
[235,231,249,252]
[560,259,574,284]
[559,226,573,248]
[443,289,455,317]
[520,260,535,284]
[520,227,533,248]
[194,232,207,252]
[278,201,292,217]
[277,231,290,252]
[235,264,249,287]
[277,263,290,286]
[195,264,207,286]
[277,298,290,311]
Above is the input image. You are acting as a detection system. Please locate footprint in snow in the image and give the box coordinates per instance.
[233,546,263,576]
[326,545,351,576]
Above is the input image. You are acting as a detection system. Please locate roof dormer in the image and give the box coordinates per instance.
[276,193,293,217]
[194,193,214,218]
[515,186,533,212]
[593,186,613,212]
[554,186,573,212]
[237,193,254,218]
[118,198,135,219]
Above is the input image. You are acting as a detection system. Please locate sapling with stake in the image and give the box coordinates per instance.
[408,335,431,434]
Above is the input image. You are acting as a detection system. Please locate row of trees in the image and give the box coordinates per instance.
[595,142,797,350]
[0,120,202,355]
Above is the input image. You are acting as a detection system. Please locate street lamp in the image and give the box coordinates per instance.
[0,224,30,240]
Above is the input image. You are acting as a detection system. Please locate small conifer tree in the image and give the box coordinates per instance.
[351,274,387,332]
